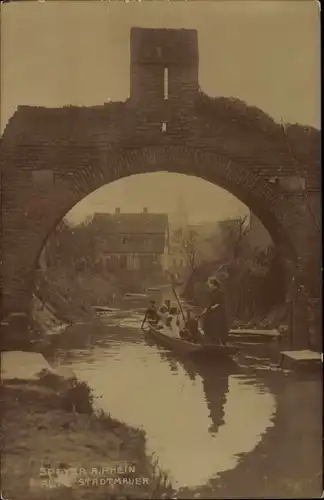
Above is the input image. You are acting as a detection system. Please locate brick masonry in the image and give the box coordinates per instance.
[0,28,321,346]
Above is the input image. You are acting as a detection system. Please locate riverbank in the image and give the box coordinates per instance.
[1,373,175,500]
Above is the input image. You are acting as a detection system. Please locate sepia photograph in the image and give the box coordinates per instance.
[0,1,322,499]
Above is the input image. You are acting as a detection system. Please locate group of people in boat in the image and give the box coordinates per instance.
[141,299,201,342]
[141,277,228,346]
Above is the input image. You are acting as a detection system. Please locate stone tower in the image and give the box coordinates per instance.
[130,27,199,135]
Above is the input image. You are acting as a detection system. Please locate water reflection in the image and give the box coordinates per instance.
[55,311,277,489]
[144,344,277,485]
[158,350,233,436]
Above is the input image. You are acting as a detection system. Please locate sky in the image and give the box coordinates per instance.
[64,173,249,225]
[1,0,320,225]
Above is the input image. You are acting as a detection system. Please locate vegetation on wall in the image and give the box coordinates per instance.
[195,91,320,157]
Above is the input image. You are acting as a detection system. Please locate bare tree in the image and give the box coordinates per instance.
[43,218,98,273]
[173,227,201,274]
[216,215,249,270]
[214,215,253,321]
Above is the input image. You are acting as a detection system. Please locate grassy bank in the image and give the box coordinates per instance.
[1,376,175,500]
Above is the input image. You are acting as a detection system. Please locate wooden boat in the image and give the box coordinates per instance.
[147,323,238,359]
[144,283,238,360]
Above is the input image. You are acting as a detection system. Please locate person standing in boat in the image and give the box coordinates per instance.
[141,300,159,329]
[201,277,228,346]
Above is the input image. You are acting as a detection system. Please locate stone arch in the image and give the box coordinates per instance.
[37,146,297,275]
[1,144,305,317]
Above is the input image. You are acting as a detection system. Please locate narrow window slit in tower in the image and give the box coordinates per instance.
[164,68,169,100]
[162,122,167,133]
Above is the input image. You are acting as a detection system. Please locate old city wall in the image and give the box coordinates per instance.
[0,28,320,350]
[1,102,320,312]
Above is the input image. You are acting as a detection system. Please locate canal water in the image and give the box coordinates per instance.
[53,309,280,491]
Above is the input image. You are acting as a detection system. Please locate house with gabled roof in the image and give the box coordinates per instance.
[91,208,171,274]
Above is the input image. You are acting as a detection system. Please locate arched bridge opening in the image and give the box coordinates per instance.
[2,146,301,312]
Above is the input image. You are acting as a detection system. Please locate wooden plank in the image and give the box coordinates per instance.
[279,350,322,371]
[230,328,281,337]
[281,350,322,361]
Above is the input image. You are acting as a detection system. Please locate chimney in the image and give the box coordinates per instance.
[143,208,148,214]
[115,208,121,214]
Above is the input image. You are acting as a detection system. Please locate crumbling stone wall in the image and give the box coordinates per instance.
[0,28,320,349]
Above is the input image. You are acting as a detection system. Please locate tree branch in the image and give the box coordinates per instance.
[173,227,201,272]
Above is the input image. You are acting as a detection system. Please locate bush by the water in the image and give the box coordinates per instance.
[61,379,95,414]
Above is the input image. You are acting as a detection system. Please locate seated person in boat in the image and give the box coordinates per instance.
[164,299,171,311]
[165,306,182,339]
[141,300,159,329]
[156,304,169,329]
[180,311,204,343]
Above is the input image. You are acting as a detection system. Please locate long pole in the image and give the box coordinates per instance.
[172,284,186,322]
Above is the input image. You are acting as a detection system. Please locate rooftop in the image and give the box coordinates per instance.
[92,209,169,235]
